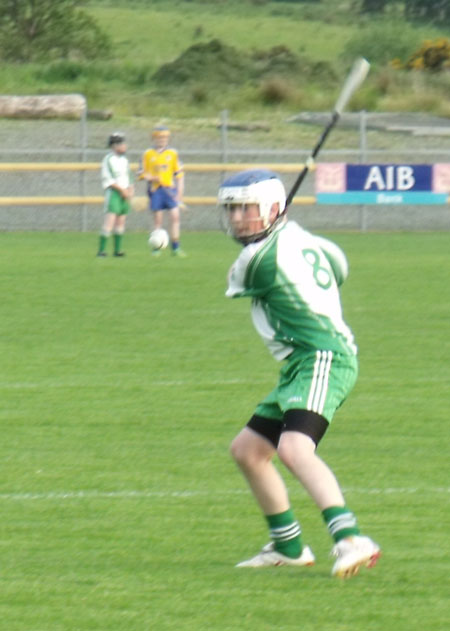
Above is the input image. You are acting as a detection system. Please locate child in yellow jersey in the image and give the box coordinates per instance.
[140,126,186,256]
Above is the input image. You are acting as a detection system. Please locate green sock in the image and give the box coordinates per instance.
[98,235,108,253]
[114,234,123,254]
[266,509,302,559]
[322,506,360,543]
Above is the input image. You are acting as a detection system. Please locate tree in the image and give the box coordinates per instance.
[359,0,390,13]
[0,0,111,62]
[404,0,450,23]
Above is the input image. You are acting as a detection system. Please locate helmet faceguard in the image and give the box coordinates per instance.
[218,169,286,245]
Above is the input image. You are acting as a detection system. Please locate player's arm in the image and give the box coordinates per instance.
[226,245,273,298]
[127,163,135,197]
[108,182,132,199]
[175,170,184,203]
[226,260,247,297]
[136,157,145,181]
[172,149,184,201]
[138,151,158,183]
[101,156,115,190]
[314,236,349,286]
[102,155,132,199]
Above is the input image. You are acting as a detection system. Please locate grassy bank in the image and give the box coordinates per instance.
[0,1,449,132]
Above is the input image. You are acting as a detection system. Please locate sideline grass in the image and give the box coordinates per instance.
[0,231,448,631]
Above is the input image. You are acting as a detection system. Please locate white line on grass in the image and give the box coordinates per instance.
[0,490,247,501]
[0,487,448,502]
[0,378,273,390]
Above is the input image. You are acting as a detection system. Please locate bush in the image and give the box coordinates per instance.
[259,76,293,104]
[191,85,208,103]
[36,61,85,83]
[153,39,248,85]
[35,60,156,88]
[404,38,450,71]
[343,21,421,66]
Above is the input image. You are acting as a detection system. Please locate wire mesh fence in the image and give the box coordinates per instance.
[0,110,449,232]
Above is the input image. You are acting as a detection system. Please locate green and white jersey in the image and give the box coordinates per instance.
[226,220,357,361]
[101,152,132,191]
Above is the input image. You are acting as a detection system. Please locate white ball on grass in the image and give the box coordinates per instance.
[148,229,169,251]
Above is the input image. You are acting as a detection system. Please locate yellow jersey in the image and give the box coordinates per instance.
[141,147,183,192]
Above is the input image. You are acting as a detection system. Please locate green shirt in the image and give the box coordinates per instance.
[226,221,357,360]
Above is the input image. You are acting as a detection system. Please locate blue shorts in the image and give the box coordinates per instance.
[149,186,178,211]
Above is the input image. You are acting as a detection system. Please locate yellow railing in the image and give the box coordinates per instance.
[0,195,316,207]
[0,162,309,172]
[0,162,316,206]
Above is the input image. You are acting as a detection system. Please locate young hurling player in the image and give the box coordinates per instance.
[97,132,134,257]
[218,169,381,578]
[140,126,186,256]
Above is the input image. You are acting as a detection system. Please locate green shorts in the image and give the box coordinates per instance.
[104,188,131,215]
[255,349,358,423]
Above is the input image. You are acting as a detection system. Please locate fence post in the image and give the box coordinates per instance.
[220,109,228,183]
[359,109,368,232]
[80,101,88,232]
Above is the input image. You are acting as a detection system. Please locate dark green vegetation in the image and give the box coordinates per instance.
[0,0,110,62]
[0,231,448,630]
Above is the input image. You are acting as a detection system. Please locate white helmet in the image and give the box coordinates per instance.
[218,169,286,245]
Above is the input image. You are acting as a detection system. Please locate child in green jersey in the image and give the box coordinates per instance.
[218,169,380,578]
[97,132,134,257]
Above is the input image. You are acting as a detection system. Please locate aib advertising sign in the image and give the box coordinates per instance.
[315,163,450,204]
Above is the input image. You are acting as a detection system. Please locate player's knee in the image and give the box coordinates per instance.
[277,432,315,470]
[230,435,246,464]
[230,432,271,471]
[114,225,125,235]
[277,439,295,469]
[230,435,259,470]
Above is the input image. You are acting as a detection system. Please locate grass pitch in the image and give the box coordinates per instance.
[0,231,448,631]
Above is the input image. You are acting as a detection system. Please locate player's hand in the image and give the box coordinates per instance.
[140,173,157,183]
[123,186,134,200]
